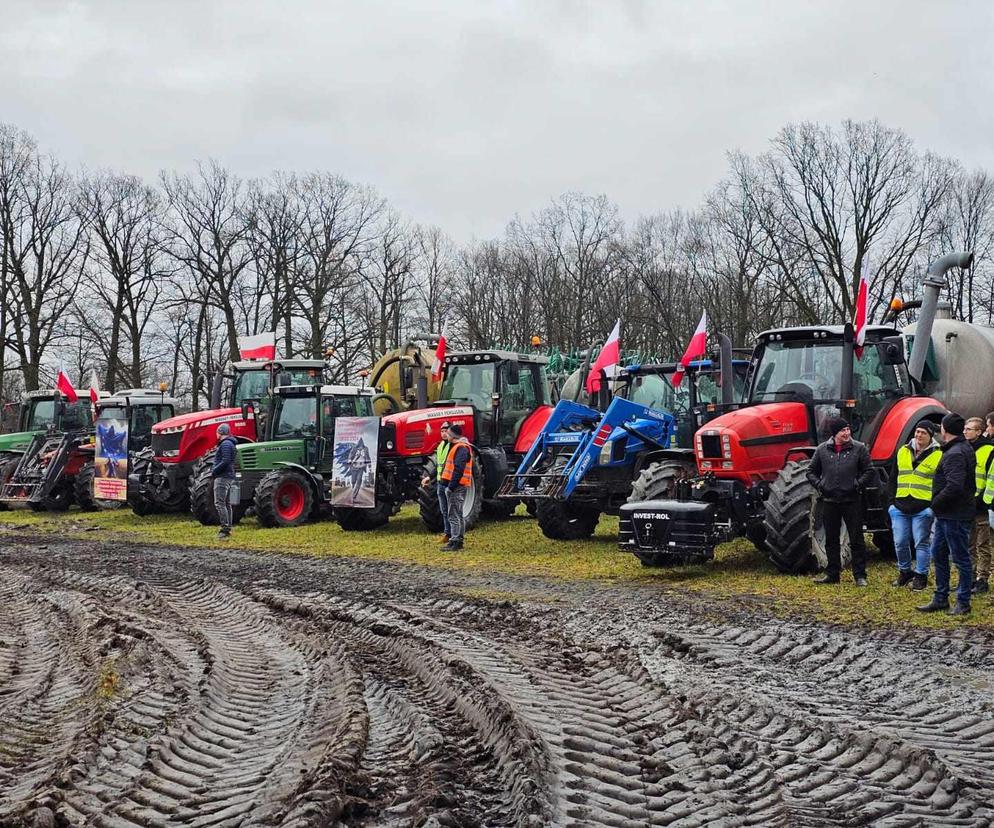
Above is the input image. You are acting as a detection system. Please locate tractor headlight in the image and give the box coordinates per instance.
[386,440,394,450]
[599,441,613,465]
[161,450,179,457]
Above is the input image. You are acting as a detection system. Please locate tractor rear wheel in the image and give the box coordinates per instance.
[763,459,851,574]
[74,463,98,511]
[254,469,315,528]
[535,499,600,540]
[417,457,483,533]
[0,455,19,511]
[336,500,392,531]
[190,451,246,526]
[627,458,697,503]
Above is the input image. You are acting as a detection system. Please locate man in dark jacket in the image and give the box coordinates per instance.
[211,423,238,539]
[919,413,976,615]
[806,416,874,586]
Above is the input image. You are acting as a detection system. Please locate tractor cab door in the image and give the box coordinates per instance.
[317,394,375,470]
[497,361,547,448]
[272,394,321,465]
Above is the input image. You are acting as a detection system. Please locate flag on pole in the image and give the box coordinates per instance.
[55,368,78,403]
[853,257,870,359]
[585,319,622,394]
[237,332,277,361]
[431,325,448,382]
[671,311,708,388]
[89,369,101,405]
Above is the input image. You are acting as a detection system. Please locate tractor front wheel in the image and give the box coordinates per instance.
[627,458,697,503]
[417,457,483,533]
[763,459,851,574]
[0,455,19,511]
[75,463,98,512]
[190,451,246,526]
[29,482,74,513]
[535,499,600,540]
[255,470,315,528]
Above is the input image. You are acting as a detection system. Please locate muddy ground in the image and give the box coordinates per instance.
[1,533,993,827]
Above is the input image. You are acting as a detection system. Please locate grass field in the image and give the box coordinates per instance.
[2,504,991,630]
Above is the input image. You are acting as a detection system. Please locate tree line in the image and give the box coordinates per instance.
[1,118,991,410]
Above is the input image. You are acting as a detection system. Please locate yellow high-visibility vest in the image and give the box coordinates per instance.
[895,444,940,502]
[976,443,994,500]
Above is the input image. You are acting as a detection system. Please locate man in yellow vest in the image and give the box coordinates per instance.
[890,420,941,591]
[966,416,994,594]
[440,422,473,552]
[421,422,453,542]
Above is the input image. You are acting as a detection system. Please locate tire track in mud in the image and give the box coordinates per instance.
[2,535,994,827]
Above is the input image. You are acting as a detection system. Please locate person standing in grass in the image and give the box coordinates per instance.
[965,416,994,595]
[889,420,940,591]
[918,413,975,616]
[211,423,238,540]
[421,421,452,543]
[440,422,472,552]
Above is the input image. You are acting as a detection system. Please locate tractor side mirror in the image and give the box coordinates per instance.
[507,360,520,386]
[277,371,293,388]
[241,400,254,421]
[880,336,905,366]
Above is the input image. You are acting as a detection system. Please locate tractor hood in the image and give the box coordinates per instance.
[382,405,475,456]
[236,439,306,472]
[152,407,247,433]
[693,402,812,483]
[0,430,38,453]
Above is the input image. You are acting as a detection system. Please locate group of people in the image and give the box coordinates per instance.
[809,412,992,616]
[422,420,474,552]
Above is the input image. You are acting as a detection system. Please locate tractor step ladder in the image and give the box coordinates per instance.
[0,432,78,504]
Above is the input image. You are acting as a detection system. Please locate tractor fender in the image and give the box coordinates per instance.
[635,447,695,475]
[272,461,322,496]
[513,405,555,454]
[868,398,946,462]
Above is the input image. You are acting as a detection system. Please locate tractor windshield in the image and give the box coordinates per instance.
[233,368,323,405]
[23,398,93,432]
[273,395,319,438]
[440,363,496,409]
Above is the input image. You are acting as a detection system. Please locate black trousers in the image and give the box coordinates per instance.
[822,499,867,579]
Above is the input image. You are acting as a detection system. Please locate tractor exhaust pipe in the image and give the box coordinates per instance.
[907,251,974,386]
[717,332,734,406]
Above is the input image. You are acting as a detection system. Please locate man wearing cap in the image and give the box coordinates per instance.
[965,417,994,595]
[889,420,940,591]
[440,422,472,551]
[211,423,238,539]
[806,416,874,586]
[919,413,975,616]
[421,422,452,542]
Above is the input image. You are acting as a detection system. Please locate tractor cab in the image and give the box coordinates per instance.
[96,390,178,454]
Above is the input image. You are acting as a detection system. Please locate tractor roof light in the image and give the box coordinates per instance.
[843,399,857,408]
[890,298,904,312]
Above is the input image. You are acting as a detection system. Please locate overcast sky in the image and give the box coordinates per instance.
[1,0,991,241]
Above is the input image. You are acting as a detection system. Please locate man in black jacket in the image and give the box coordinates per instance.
[211,424,238,539]
[806,416,875,586]
[919,413,976,616]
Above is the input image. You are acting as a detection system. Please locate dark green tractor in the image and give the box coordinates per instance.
[192,382,379,528]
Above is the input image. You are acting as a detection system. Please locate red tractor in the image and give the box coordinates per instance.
[127,358,327,517]
[362,349,554,532]
[621,252,973,572]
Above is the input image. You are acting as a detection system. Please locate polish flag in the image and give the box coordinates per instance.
[853,257,870,359]
[238,332,277,361]
[671,311,708,388]
[431,325,448,381]
[56,368,78,403]
[89,369,101,404]
[585,319,621,394]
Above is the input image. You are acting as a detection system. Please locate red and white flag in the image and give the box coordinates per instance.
[55,368,78,403]
[89,369,101,404]
[237,332,277,361]
[431,325,448,381]
[853,257,870,359]
[671,311,708,388]
[585,319,621,394]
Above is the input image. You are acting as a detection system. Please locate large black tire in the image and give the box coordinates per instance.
[763,459,851,574]
[0,455,19,511]
[627,458,697,503]
[74,463,98,511]
[535,499,600,540]
[28,482,74,513]
[190,452,246,526]
[254,469,315,528]
[128,452,158,516]
[417,457,484,533]
[482,498,518,520]
[336,500,392,531]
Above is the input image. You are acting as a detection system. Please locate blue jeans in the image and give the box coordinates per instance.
[437,483,451,536]
[888,504,933,576]
[931,517,973,606]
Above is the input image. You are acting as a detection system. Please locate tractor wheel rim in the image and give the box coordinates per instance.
[275,481,305,521]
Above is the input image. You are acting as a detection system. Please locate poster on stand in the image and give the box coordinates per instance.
[94,417,129,500]
[331,416,379,508]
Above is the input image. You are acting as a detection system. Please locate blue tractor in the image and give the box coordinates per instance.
[499,340,749,539]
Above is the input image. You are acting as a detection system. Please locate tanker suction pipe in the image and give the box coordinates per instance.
[907,251,974,386]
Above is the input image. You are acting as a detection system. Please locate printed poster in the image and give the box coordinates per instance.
[331,416,379,508]
[94,417,128,500]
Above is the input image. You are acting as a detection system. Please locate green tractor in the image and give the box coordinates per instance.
[0,391,97,510]
[191,382,378,528]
